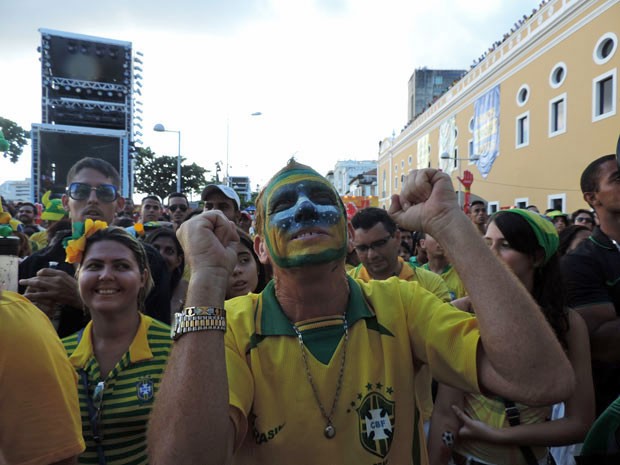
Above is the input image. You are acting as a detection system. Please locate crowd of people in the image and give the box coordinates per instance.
[1,151,619,465]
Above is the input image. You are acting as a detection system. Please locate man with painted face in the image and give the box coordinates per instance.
[149,160,575,465]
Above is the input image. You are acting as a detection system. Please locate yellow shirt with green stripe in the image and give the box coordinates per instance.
[225,276,480,465]
[348,257,451,422]
[422,263,467,300]
[62,314,172,465]
[348,257,451,303]
[456,394,551,465]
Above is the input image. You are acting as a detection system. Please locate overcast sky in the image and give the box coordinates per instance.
[1,0,542,195]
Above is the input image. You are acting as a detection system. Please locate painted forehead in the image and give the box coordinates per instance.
[263,168,341,210]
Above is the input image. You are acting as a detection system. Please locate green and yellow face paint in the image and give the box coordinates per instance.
[260,166,347,268]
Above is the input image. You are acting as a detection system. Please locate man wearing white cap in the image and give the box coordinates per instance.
[202,184,241,223]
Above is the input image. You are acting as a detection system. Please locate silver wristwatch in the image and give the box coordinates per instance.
[171,306,227,340]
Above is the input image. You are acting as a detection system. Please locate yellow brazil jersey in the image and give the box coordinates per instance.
[456,394,550,465]
[348,257,451,423]
[348,257,451,303]
[422,263,467,300]
[0,292,85,465]
[224,276,480,465]
[63,314,172,465]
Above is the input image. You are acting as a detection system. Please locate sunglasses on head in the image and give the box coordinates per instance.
[68,182,119,203]
[168,204,188,212]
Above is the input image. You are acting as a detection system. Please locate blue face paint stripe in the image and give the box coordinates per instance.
[262,173,348,268]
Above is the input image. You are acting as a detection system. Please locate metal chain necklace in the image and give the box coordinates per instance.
[290,314,348,439]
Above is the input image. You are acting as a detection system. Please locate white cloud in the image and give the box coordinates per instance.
[1,0,540,193]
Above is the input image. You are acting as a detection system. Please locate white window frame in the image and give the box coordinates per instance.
[468,139,474,160]
[593,33,617,65]
[394,176,398,189]
[549,93,567,137]
[592,68,617,122]
[547,193,567,212]
[549,62,567,89]
[515,197,529,209]
[516,110,530,148]
[488,201,499,214]
[516,84,530,106]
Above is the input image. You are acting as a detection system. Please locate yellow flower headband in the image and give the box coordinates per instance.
[134,222,145,237]
[65,219,109,264]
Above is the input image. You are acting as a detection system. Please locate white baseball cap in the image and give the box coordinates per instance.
[201,184,241,210]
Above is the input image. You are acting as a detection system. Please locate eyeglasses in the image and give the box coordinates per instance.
[575,217,594,224]
[68,182,118,203]
[168,204,188,213]
[354,234,393,253]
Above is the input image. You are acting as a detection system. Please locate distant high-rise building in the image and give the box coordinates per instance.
[0,178,32,202]
[229,176,252,202]
[408,68,466,121]
[330,160,377,196]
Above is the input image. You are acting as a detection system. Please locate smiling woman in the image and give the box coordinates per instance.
[62,226,172,465]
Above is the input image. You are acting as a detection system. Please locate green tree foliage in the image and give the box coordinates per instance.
[133,146,211,200]
[0,117,30,163]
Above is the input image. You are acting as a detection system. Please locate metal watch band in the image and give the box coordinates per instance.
[171,307,227,340]
[183,306,226,318]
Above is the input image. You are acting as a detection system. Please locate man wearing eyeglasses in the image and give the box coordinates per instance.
[19,157,173,336]
[348,207,450,430]
[571,208,595,231]
[349,207,450,301]
[167,192,190,230]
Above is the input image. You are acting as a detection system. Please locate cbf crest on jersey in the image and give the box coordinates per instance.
[136,376,154,402]
[357,391,395,458]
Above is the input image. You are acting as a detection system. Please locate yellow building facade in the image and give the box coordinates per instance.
[378,0,619,214]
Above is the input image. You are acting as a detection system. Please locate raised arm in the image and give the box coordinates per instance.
[148,211,239,465]
[389,169,575,405]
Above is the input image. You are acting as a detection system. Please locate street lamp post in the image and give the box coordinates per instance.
[225,112,263,187]
[153,123,182,192]
[440,153,479,207]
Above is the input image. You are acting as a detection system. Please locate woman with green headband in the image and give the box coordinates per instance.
[429,209,594,465]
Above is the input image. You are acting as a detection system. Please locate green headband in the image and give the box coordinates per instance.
[492,208,559,264]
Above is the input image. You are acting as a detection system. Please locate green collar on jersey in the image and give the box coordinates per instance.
[256,275,373,336]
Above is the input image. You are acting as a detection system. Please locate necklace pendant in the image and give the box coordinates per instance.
[324,423,336,439]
